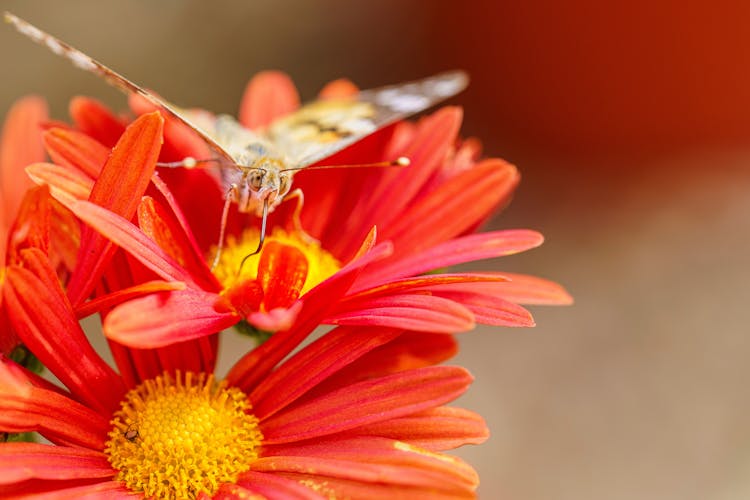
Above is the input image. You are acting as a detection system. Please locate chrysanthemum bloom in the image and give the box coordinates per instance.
[1,233,488,498]
[28,72,571,348]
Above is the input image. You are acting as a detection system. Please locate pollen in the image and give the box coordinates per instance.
[211,227,341,292]
[105,371,262,500]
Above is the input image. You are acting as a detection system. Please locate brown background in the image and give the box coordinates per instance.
[2,1,750,498]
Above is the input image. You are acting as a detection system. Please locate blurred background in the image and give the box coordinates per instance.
[2,1,750,498]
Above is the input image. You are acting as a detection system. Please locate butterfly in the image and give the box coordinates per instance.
[4,12,469,268]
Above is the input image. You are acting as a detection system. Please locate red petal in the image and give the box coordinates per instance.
[69,96,127,148]
[309,332,458,395]
[149,174,209,271]
[318,79,359,99]
[224,279,264,318]
[128,93,213,162]
[231,472,327,499]
[260,366,473,443]
[226,242,394,393]
[385,159,520,251]
[138,196,219,291]
[66,200,198,286]
[67,111,164,306]
[250,326,403,420]
[256,435,478,495]
[243,301,302,332]
[0,96,48,262]
[0,360,111,449]
[5,186,51,265]
[349,272,509,298]
[239,71,300,129]
[74,280,186,318]
[488,272,574,305]
[326,294,475,333]
[0,478,132,498]
[352,406,488,450]
[103,288,238,348]
[258,241,309,310]
[431,288,535,327]
[355,229,544,290]
[256,472,475,500]
[43,127,110,178]
[25,162,94,203]
[356,107,462,234]
[3,251,126,415]
[0,443,113,483]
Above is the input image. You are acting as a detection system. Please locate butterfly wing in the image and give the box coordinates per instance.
[266,70,469,168]
[4,12,238,168]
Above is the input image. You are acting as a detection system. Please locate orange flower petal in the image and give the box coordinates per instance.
[5,186,50,266]
[258,241,309,310]
[260,366,473,443]
[234,471,326,499]
[66,111,164,306]
[66,200,197,286]
[355,229,544,289]
[128,93,213,161]
[488,272,575,305]
[43,127,110,178]
[318,78,359,99]
[255,436,478,495]
[384,159,520,250]
[25,162,94,203]
[103,288,238,349]
[226,242,395,392]
[239,70,300,129]
[138,196,219,291]
[0,443,113,483]
[69,96,126,148]
[431,289,535,327]
[243,301,302,332]
[251,326,403,420]
[352,406,488,451]
[362,107,463,230]
[224,279,264,318]
[327,294,476,333]
[3,250,126,415]
[74,280,186,319]
[0,95,48,262]
[348,272,509,299]
[313,332,458,393]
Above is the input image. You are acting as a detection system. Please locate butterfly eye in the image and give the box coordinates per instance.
[248,170,264,191]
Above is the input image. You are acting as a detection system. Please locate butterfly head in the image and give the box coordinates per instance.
[238,160,292,215]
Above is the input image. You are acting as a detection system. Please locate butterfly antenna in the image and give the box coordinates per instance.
[236,198,268,277]
[156,157,222,169]
[280,156,410,173]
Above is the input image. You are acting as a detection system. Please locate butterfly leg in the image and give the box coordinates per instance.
[283,188,318,246]
[211,184,237,270]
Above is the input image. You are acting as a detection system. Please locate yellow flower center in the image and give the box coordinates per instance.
[105,371,262,500]
[211,227,341,292]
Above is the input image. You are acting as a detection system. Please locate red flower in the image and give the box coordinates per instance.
[1,236,487,498]
[27,72,571,348]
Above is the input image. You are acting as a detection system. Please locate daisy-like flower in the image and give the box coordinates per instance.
[28,72,570,348]
[1,228,488,498]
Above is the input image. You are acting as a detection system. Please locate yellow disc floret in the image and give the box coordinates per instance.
[105,371,262,500]
[211,227,341,292]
